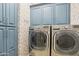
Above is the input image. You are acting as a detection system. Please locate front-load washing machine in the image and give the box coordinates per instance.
[51,25,79,56]
[29,25,50,56]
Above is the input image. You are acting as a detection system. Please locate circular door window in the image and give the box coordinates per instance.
[31,31,47,50]
[54,30,79,55]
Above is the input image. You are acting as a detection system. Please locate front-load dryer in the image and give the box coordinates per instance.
[29,25,50,56]
[51,25,79,56]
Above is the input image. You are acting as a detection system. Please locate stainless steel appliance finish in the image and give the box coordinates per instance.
[29,25,50,56]
[51,25,79,56]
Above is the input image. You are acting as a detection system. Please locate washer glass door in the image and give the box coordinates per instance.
[31,31,47,50]
[54,30,79,55]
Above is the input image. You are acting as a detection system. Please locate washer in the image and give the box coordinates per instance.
[51,25,79,56]
[29,25,50,56]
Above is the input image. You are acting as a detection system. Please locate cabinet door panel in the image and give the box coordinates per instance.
[0,4,3,25]
[9,4,15,26]
[0,4,6,25]
[55,4,69,24]
[31,7,42,26]
[7,27,17,56]
[0,27,6,56]
[6,4,17,26]
[3,4,6,18]
[42,6,52,25]
[6,4,10,26]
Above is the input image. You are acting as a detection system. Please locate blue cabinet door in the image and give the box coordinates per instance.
[0,4,3,25]
[6,4,18,26]
[0,4,6,25]
[6,27,17,56]
[30,7,42,26]
[42,5,53,25]
[3,4,6,25]
[54,4,70,25]
[0,27,6,56]
[0,3,18,56]
[0,3,3,25]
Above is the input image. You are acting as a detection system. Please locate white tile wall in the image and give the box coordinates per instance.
[71,3,79,25]
[18,3,30,56]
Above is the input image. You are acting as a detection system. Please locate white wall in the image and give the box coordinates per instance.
[18,3,30,56]
[71,3,79,25]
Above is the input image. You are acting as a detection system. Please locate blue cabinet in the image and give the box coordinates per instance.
[6,27,17,56]
[42,5,53,25]
[0,27,17,56]
[30,3,70,26]
[0,3,18,26]
[0,4,6,25]
[6,3,18,26]
[30,7,42,26]
[0,27,6,56]
[53,4,70,25]
[0,4,3,25]
[0,3,18,56]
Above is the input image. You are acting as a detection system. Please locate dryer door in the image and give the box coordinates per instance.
[54,30,79,55]
[31,31,47,50]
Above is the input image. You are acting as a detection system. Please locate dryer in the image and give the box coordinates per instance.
[29,25,50,56]
[51,25,79,56]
